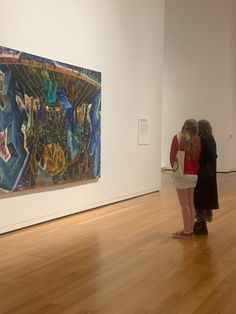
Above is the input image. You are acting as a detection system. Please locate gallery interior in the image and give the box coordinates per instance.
[0,0,236,313]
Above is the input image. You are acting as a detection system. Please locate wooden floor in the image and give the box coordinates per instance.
[1,171,236,314]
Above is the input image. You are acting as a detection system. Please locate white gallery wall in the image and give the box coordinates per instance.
[0,0,165,233]
[162,0,236,171]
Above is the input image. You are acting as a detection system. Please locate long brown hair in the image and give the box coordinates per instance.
[179,119,198,159]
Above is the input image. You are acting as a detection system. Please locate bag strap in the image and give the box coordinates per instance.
[176,133,181,149]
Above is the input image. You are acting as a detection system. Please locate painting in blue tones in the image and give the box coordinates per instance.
[0,45,101,193]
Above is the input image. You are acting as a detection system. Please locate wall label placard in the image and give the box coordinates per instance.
[138,114,150,145]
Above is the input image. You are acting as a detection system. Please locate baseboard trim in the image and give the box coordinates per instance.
[163,168,236,174]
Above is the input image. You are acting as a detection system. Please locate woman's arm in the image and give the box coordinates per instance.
[170,135,178,168]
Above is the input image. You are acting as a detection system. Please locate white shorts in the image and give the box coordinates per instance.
[173,174,197,189]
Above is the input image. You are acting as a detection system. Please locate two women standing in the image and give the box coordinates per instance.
[170,119,219,239]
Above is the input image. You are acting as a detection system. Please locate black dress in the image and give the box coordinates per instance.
[194,135,219,211]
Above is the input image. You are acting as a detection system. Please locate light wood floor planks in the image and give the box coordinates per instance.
[0,171,236,314]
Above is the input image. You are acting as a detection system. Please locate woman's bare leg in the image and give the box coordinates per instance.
[176,189,192,233]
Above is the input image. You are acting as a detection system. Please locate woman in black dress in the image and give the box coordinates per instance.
[194,120,219,225]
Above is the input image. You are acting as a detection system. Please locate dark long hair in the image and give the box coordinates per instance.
[198,119,213,137]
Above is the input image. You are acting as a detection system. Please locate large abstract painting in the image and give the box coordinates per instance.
[0,45,101,193]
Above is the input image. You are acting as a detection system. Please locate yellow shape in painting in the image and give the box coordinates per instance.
[43,143,65,176]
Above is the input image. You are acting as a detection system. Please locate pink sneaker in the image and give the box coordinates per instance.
[172,231,194,239]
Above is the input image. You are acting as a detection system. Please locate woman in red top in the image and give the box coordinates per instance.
[170,119,201,239]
